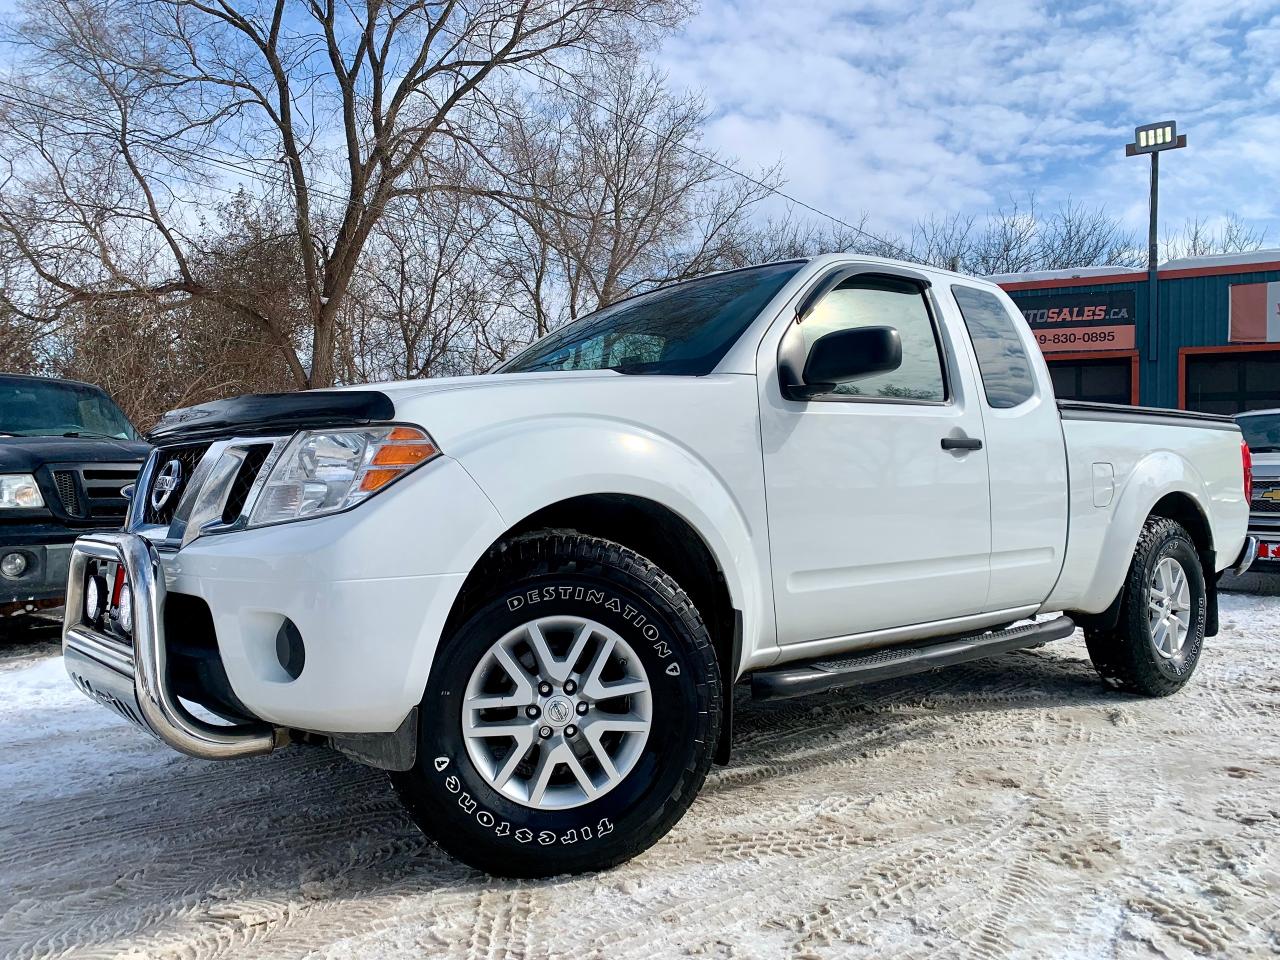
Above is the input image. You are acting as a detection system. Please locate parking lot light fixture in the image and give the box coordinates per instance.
[1125,120,1187,355]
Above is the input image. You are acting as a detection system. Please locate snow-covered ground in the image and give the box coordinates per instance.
[2,595,1278,959]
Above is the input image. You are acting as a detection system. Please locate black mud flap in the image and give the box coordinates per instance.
[713,611,742,765]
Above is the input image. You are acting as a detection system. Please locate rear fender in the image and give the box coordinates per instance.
[1060,451,1210,614]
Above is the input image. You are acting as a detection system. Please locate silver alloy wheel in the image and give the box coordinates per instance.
[1148,556,1192,659]
[462,615,653,810]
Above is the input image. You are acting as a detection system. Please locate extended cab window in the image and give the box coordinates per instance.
[802,276,946,401]
[501,261,803,376]
[951,285,1037,408]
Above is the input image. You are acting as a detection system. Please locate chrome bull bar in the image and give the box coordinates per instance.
[62,531,283,761]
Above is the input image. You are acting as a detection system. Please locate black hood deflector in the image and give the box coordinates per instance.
[148,390,396,445]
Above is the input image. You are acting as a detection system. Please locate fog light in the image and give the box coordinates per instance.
[85,574,108,624]
[0,552,26,579]
[117,585,134,634]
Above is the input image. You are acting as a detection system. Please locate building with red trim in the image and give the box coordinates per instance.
[991,250,1280,413]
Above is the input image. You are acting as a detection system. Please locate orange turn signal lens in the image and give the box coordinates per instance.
[371,442,438,466]
[359,468,402,493]
[387,426,428,442]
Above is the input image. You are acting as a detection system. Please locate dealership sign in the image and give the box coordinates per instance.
[1011,290,1136,354]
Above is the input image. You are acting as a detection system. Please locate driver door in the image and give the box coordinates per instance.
[759,267,993,645]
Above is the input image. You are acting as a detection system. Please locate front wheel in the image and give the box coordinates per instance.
[392,533,722,877]
[1085,516,1207,697]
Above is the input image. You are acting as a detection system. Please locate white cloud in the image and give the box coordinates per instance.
[659,0,1280,248]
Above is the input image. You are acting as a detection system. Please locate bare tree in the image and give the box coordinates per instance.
[50,195,308,427]
[1162,213,1267,260]
[482,61,775,345]
[335,189,509,382]
[713,210,906,267]
[0,0,690,387]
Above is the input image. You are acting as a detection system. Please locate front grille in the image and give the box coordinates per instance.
[1252,483,1280,514]
[222,444,273,523]
[49,464,139,524]
[143,443,211,526]
[81,467,140,521]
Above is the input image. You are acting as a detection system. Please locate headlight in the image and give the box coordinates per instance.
[248,425,438,527]
[0,474,44,509]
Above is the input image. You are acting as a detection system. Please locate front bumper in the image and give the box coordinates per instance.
[64,455,504,750]
[1,525,78,614]
[63,532,284,760]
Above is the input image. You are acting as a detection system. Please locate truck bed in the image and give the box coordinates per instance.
[1056,400,1237,431]
[1046,399,1248,614]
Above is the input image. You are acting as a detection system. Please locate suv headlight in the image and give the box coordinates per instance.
[248,425,438,527]
[0,474,44,509]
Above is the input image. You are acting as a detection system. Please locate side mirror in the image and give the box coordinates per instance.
[780,325,902,400]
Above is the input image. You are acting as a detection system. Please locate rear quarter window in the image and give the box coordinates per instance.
[951,285,1037,409]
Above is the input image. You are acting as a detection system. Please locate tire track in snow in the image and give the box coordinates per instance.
[3,601,1280,959]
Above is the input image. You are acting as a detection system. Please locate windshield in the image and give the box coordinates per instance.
[0,379,138,440]
[1239,412,1280,453]
[500,261,804,376]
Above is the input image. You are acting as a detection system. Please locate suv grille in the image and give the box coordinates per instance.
[143,443,211,526]
[1252,482,1280,514]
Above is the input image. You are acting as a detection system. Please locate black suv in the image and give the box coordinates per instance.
[1,374,150,624]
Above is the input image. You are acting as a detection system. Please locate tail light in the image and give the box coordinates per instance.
[1242,440,1253,504]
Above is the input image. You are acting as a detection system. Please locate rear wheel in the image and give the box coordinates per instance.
[392,533,721,877]
[1085,517,1207,697]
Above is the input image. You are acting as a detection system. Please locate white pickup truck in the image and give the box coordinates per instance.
[63,254,1255,877]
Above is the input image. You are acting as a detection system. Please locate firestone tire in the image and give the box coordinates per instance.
[391,533,722,878]
[1085,517,1207,697]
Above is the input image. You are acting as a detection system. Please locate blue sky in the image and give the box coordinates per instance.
[658,0,1280,247]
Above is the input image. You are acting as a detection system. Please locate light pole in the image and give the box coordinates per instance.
[1125,121,1186,357]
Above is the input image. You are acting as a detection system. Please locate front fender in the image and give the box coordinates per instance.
[451,416,773,676]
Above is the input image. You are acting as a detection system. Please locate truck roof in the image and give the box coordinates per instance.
[0,372,106,392]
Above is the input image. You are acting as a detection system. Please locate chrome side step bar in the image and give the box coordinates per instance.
[63,531,284,761]
[751,615,1077,701]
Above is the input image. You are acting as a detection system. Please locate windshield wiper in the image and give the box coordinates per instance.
[62,431,119,439]
[1250,444,1280,453]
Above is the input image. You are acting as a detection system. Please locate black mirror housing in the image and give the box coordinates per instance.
[780,325,902,400]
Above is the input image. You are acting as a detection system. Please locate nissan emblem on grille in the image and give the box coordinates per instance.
[150,459,184,511]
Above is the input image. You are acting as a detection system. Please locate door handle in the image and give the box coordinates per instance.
[941,435,983,451]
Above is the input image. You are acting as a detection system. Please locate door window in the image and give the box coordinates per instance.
[951,285,1037,408]
[801,275,947,401]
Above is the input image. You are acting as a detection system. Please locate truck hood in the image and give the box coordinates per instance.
[0,436,151,473]
[147,370,655,445]
[327,370,623,404]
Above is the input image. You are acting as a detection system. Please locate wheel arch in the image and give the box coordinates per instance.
[1071,488,1218,635]
[444,493,742,688]
[1148,490,1213,554]
[1058,450,1215,615]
